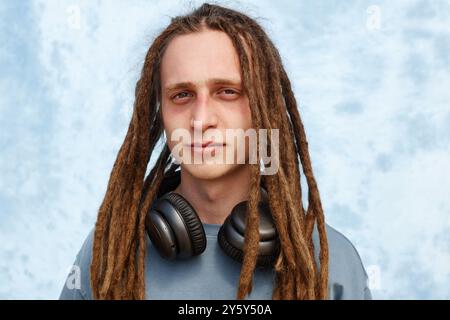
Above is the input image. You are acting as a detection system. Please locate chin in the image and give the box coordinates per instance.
[181,163,239,181]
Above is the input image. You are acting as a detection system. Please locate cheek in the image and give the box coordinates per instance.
[161,104,174,143]
[161,101,178,129]
[161,101,170,125]
[161,99,188,124]
[241,100,253,129]
[222,97,252,129]
[161,104,189,150]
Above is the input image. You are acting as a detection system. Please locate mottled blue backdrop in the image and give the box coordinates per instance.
[1,0,449,299]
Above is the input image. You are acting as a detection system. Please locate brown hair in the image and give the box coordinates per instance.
[90,2,329,300]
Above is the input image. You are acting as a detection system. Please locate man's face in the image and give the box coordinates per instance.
[160,29,253,180]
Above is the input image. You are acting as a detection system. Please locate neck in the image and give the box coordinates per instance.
[173,165,252,224]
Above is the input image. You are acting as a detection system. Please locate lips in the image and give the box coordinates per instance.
[190,141,226,148]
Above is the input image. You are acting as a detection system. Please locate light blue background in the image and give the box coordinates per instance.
[1,0,449,299]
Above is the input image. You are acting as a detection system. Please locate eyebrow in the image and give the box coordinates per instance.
[165,78,242,91]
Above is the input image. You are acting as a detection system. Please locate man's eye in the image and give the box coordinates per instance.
[172,92,192,100]
[218,89,240,100]
[221,89,237,95]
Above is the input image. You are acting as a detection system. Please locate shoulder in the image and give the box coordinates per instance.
[325,223,369,279]
[59,228,95,300]
[315,223,371,299]
[77,227,95,266]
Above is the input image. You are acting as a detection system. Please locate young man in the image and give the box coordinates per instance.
[60,3,372,300]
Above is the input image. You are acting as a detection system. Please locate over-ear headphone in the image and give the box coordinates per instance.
[145,169,280,267]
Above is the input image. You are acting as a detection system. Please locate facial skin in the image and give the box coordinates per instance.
[160,28,254,224]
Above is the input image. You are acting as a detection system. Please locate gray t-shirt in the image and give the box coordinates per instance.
[59,220,372,300]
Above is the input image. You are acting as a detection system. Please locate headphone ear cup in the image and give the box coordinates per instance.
[218,200,279,267]
[218,223,243,262]
[164,192,206,256]
[217,203,278,267]
[218,218,278,267]
[145,209,178,260]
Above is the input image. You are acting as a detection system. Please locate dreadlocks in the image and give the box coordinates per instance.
[90,2,329,300]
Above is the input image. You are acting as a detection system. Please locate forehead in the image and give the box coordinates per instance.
[160,29,242,87]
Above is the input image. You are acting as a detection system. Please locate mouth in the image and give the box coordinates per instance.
[189,141,226,148]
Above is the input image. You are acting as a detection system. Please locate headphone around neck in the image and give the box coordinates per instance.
[145,169,280,267]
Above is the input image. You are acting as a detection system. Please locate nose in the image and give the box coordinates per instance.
[190,89,218,132]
